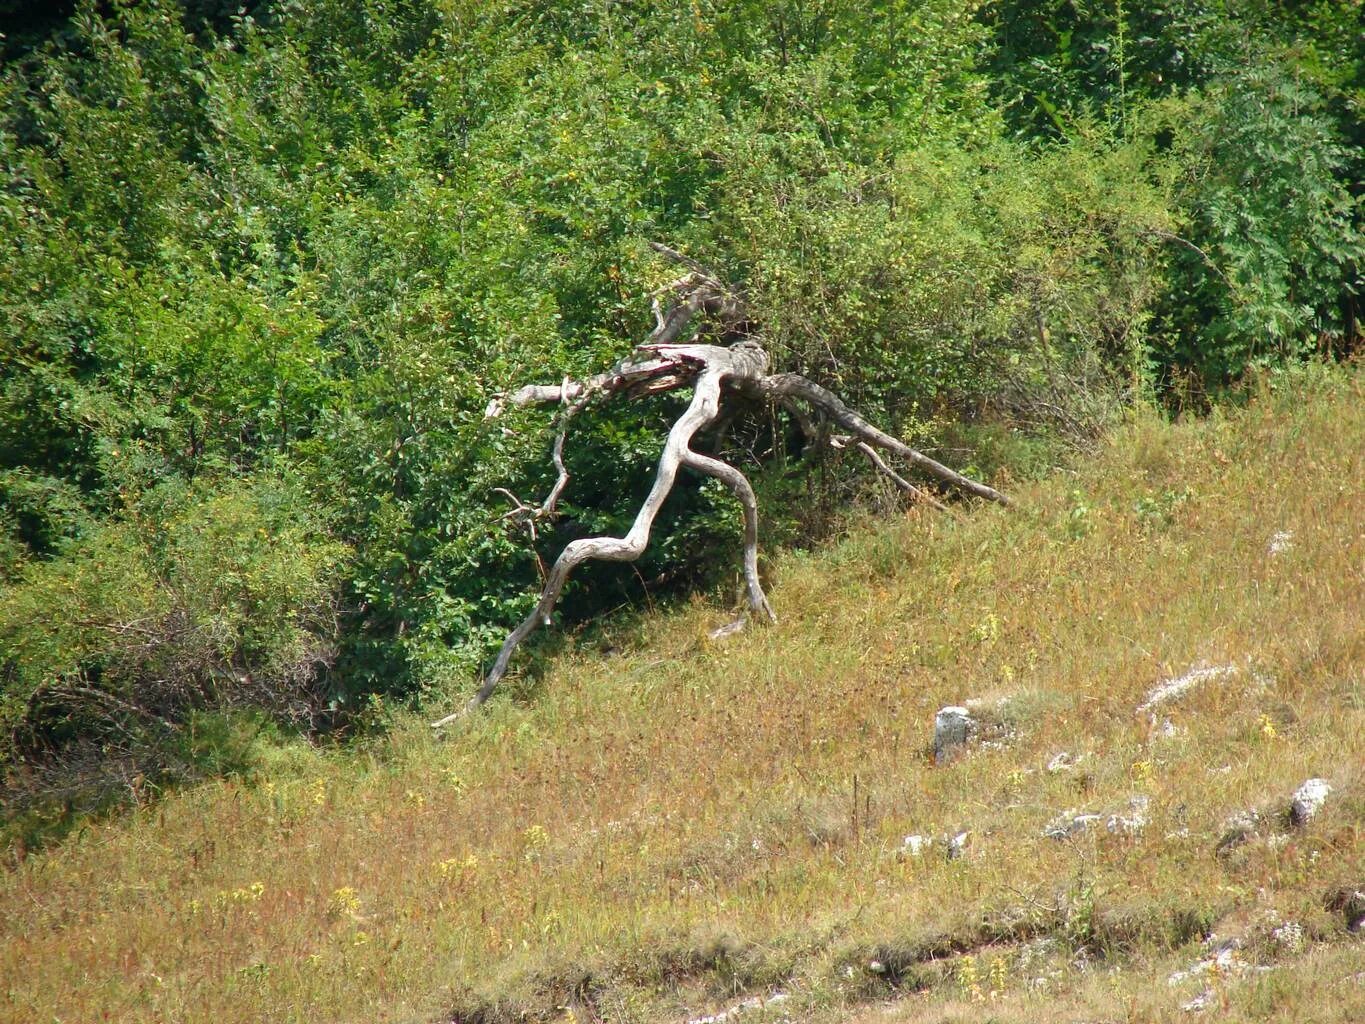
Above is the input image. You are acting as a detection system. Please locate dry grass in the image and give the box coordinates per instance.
[2,366,1362,1023]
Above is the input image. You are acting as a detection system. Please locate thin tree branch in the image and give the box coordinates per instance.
[744,374,1011,506]
[847,438,949,512]
[1148,228,1234,289]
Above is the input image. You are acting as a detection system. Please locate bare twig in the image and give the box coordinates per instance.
[849,439,949,512]
[1147,228,1234,289]
[746,374,1011,506]
[647,240,718,279]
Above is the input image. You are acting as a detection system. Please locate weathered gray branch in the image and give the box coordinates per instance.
[433,341,772,726]
[433,250,1009,725]
[742,374,1012,506]
[841,437,948,512]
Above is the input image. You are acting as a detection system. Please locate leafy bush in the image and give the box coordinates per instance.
[0,475,345,822]
[1152,66,1361,384]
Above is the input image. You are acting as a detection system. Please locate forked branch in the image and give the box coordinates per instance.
[432,249,1008,726]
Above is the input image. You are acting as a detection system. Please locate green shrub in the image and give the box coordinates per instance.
[0,474,346,825]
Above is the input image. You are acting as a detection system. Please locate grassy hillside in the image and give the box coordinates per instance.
[2,366,1361,1022]
[5,0,1361,733]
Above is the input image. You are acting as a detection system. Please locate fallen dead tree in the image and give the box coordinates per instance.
[433,244,1009,725]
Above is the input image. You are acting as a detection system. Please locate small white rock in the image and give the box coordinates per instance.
[1107,795,1151,836]
[947,831,971,859]
[685,992,788,1024]
[899,834,932,857]
[1046,751,1077,772]
[1267,530,1293,556]
[1181,988,1214,1012]
[1214,948,1241,971]
[1170,947,1248,988]
[1043,811,1102,839]
[1290,778,1331,825]
[1204,934,1243,955]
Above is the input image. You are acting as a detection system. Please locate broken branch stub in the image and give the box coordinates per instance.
[433,253,1008,726]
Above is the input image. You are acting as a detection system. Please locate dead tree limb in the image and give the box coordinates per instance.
[432,248,1008,726]
[739,374,1011,505]
[432,341,772,726]
[840,437,949,512]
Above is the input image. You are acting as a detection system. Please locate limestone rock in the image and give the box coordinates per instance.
[1290,778,1331,826]
[898,834,932,858]
[933,706,978,764]
[1180,989,1214,1013]
[1106,795,1151,836]
[947,830,971,860]
[685,992,788,1024]
[1267,530,1293,556]
[1043,810,1103,839]
[1168,947,1248,987]
[1046,751,1078,772]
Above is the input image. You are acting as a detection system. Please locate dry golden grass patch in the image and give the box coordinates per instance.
[1,367,1362,1023]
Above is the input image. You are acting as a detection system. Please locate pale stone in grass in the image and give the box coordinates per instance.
[947,830,971,860]
[1290,778,1331,826]
[899,834,932,858]
[1181,989,1214,1013]
[1106,795,1150,836]
[1205,934,1243,956]
[1043,796,1149,840]
[933,706,978,764]
[1139,663,1238,712]
[1046,751,1076,772]
[685,991,788,1024]
[1170,947,1248,988]
[1267,530,1293,556]
[1043,810,1102,839]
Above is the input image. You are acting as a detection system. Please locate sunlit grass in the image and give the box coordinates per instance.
[2,366,1362,1023]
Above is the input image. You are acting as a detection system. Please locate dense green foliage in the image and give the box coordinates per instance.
[0,1,1360,811]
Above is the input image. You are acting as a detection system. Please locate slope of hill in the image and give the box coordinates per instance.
[2,366,1361,1022]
